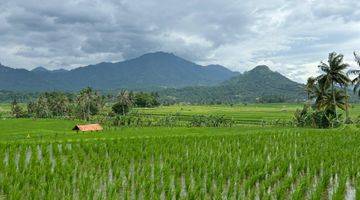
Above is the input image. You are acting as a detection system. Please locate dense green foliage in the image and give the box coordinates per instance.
[296,52,357,128]
[133,92,160,107]
[293,105,336,128]
[0,90,40,103]
[74,87,104,120]
[348,52,360,97]
[10,99,25,118]
[19,89,162,120]
[27,92,73,118]
[25,89,103,120]
[111,91,133,115]
[111,114,234,127]
[111,91,160,116]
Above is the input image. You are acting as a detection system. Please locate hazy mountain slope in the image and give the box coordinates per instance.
[0,52,237,91]
[159,65,306,103]
[0,64,56,91]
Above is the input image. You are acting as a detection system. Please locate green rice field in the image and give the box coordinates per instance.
[0,103,359,199]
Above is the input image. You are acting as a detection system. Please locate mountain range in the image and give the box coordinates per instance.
[0,52,237,91]
[0,51,306,103]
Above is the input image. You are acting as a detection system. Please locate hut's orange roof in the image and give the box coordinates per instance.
[72,124,103,132]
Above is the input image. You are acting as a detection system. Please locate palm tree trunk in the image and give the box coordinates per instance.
[332,81,338,122]
[344,86,350,123]
[307,92,310,105]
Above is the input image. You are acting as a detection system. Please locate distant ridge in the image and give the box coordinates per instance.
[31,67,68,73]
[0,54,307,103]
[31,66,49,72]
[0,52,237,91]
[159,65,306,103]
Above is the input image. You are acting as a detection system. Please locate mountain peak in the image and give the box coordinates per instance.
[140,51,176,58]
[32,66,49,72]
[128,51,193,68]
[250,65,271,72]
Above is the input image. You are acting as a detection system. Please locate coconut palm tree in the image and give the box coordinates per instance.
[76,87,103,120]
[316,88,347,112]
[311,84,327,110]
[305,77,316,101]
[346,52,360,123]
[316,52,351,121]
[114,90,134,115]
[348,52,360,96]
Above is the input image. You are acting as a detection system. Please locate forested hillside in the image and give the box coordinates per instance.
[0,52,237,91]
[159,65,306,103]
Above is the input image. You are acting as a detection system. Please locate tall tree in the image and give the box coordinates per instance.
[315,88,347,112]
[311,84,327,110]
[75,87,103,120]
[11,99,24,118]
[112,90,133,115]
[316,52,350,121]
[27,92,71,118]
[348,52,360,96]
[305,77,316,101]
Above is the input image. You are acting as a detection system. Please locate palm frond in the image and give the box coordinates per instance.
[354,52,360,66]
[347,69,360,75]
[354,81,360,94]
[337,63,349,71]
[318,62,330,73]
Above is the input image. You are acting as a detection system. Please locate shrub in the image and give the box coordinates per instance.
[133,92,160,107]
[112,102,130,115]
[293,105,312,127]
[112,114,234,128]
[188,115,234,127]
[293,105,340,128]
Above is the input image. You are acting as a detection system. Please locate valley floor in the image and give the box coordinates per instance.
[0,103,360,198]
[0,118,320,142]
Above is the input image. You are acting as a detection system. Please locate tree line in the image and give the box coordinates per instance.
[295,52,360,128]
[11,88,160,120]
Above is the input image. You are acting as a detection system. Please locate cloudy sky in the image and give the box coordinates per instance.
[0,0,359,82]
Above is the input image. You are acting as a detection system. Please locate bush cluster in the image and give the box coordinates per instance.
[293,105,340,128]
[111,114,234,127]
[188,115,234,127]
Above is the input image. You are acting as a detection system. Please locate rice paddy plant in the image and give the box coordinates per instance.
[0,130,359,199]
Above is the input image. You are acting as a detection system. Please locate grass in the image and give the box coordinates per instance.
[0,103,11,114]
[135,103,360,124]
[0,103,359,142]
[0,118,323,142]
[136,103,300,120]
[0,125,359,198]
[0,103,360,198]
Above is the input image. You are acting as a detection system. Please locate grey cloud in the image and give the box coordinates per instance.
[0,0,359,82]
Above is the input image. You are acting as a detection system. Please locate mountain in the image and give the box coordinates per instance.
[52,69,68,73]
[204,64,240,77]
[31,67,68,74]
[159,65,306,103]
[0,64,56,91]
[31,66,49,73]
[0,52,237,91]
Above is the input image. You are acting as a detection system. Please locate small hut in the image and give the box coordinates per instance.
[72,124,103,132]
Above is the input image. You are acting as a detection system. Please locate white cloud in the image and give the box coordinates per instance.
[0,0,359,82]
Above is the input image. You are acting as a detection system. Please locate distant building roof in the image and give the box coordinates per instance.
[72,124,103,132]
